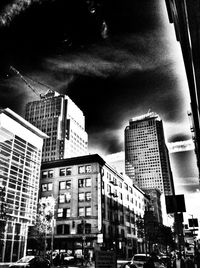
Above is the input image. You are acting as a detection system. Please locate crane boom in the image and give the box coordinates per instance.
[10,65,42,97]
[10,66,54,98]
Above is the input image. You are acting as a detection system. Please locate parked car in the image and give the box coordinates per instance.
[63,254,76,265]
[131,254,166,268]
[131,254,150,268]
[117,260,131,268]
[9,255,50,268]
[119,261,132,268]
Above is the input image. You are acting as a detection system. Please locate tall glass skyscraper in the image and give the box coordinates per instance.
[0,108,47,262]
[25,91,88,162]
[125,112,175,196]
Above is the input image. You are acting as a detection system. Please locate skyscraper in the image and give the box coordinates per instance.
[125,112,175,197]
[25,91,88,162]
[0,108,47,262]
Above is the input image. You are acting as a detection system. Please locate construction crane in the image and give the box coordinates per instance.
[10,65,53,98]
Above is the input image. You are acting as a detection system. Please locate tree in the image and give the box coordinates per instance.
[28,197,54,255]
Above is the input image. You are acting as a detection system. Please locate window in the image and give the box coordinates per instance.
[86,207,91,216]
[48,170,53,178]
[78,193,85,202]
[107,185,111,193]
[66,208,70,218]
[63,224,70,234]
[66,168,72,175]
[85,165,92,173]
[48,183,53,191]
[78,178,91,188]
[124,183,128,190]
[57,225,63,235]
[78,207,84,217]
[42,170,53,178]
[66,181,71,189]
[85,192,91,201]
[78,165,92,174]
[85,223,91,234]
[65,192,71,203]
[41,171,48,178]
[57,208,63,218]
[57,224,70,235]
[78,166,85,174]
[60,169,65,176]
[41,183,52,192]
[42,184,47,192]
[59,180,71,190]
[59,181,65,190]
[85,178,91,187]
[59,194,65,203]
[77,223,84,234]
[78,179,84,188]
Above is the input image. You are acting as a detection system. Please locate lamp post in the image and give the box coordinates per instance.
[81,218,86,266]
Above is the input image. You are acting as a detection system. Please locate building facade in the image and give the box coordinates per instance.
[25,90,88,162]
[125,112,175,196]
[165,0,200,180]
[143,189,162,223]
[39,154,149,259]
[0,108,47,262]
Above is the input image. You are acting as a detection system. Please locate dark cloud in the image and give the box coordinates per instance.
[0,0,192,155]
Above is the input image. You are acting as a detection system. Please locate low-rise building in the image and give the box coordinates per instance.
[39,154,150,259]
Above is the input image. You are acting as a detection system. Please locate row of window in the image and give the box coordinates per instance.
[57,206,91,218]
[41,165,92,178]
[56,223,92,235]
[41,178,92,193]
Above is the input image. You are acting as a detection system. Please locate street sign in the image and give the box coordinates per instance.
[165,194,186,214]
[188,218,198,227]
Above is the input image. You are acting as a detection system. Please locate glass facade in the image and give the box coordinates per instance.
[0,109,46,262]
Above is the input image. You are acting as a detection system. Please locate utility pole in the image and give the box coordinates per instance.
[189,214,197,255]
[81,218,86,266]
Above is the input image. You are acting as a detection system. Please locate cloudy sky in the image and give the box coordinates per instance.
[0,0,199,221]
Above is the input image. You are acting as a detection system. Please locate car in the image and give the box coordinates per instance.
[131,254,166,268]
[131,253,150,268]
[117,260,131,268]
[119,261,132,268]
[9,255,50,268]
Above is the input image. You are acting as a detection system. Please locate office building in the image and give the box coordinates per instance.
[38,154,150,259]
[125,112,175,197]
[25,90,88,162]
[165,0,200,181]
[0,108,47,262]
